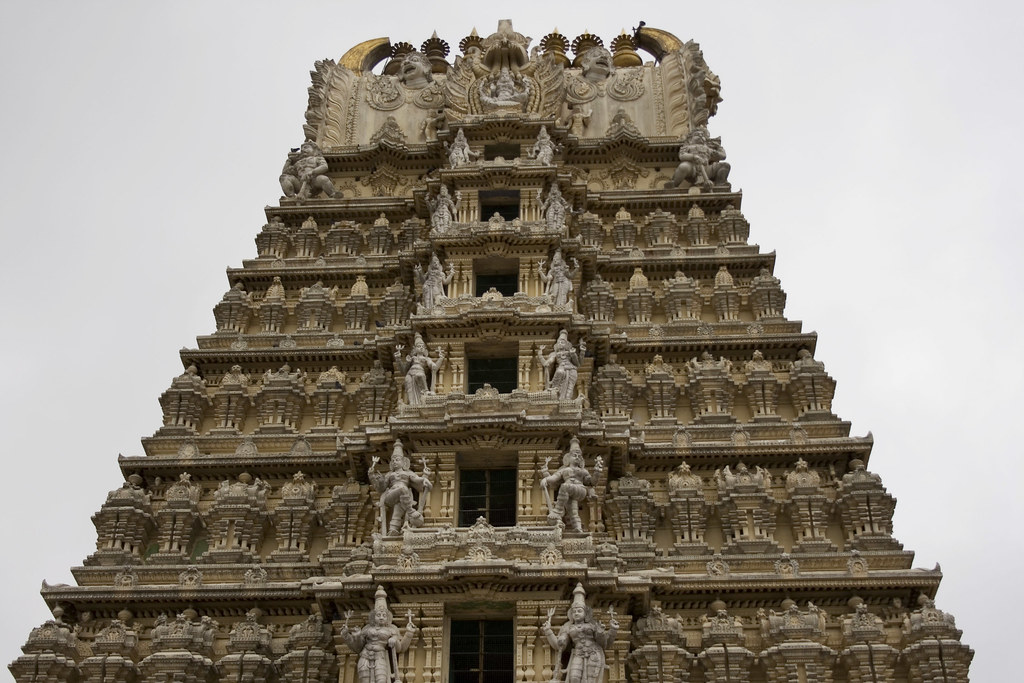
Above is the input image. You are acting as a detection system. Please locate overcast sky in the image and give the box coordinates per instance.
[1,1,1020,679]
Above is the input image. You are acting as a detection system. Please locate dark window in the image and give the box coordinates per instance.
[449,620,514,683]
[475,273,518,297]
[479,189,520,222]
[483,143,520,161]
[467,357,517,394]
[459,469,517,527]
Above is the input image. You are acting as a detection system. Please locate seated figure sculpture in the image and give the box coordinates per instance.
[537,329,584,400]
[340,585,418,683]
[665,126,731,190]
[394,332,446,405]
[368,440,432,535]
[479,66,531,111]
[540,436,601,532]
[280,141,336,200]
[541,583,618,683]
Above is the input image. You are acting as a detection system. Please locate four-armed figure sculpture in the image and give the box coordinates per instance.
[280,141,337,200]
[427,185,461,235]
[537,329,584,400]
[540,182,573,231]
[414,254,455,313]
[538,248,579,307]
[529,125,559,165]
[394,333,446,406]
[541,583,618,683]
[445,128,479,168]
[368,440,433,535]
[540,436,602,532]
[340,585,418,683]
[665,126,731,190]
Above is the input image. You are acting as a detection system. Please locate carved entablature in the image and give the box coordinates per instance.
[758,603,836,683]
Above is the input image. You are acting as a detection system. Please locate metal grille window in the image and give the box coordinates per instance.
[475,273,518,297]
[467,357,517,394]
[449,620,514,683]
[458,469,517,527]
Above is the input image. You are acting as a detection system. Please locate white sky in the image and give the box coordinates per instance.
[1,1,1020,679]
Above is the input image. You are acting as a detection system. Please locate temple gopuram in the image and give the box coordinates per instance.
[11,21,973,683]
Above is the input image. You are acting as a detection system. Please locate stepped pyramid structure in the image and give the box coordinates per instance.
[12,20,973,683]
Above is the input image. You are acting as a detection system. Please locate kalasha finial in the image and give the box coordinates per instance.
[610,30,642,67]
[383,41,416,76]
[570,32,603,67]
[459,28,484,56]
[421,32,451,73]
[540,30,570,68]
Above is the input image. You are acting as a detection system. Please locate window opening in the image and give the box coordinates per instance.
[449,620,514,683]
[459,469,517,527]
[479,189,520,222]
[467,357,517,394]
[483,143,520,161]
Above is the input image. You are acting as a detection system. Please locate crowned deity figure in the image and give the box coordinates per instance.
[340,585,418,683]
[541,583,618,683]
[538,249,579,307]
[393,332,446,406]
[368,440,433,535]
[427,185,461,234]
[665,126,730,190]
[540,182,572,231]
[529,126,558,165]
[479,66,531,111]
[279,141,337,200]
[537,329,584,400]
[445,129,479,168]
[414,253,455,313]
[540,436,602,532]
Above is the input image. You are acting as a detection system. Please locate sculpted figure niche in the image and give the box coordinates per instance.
[538,248,578,307]
[445,129,479,168]
[537,329,584,400]
[427,185,461,234]
[340,585,418,683]
[542,583,618,683]
[529,125,559,165]
[665,126,731,190]
[394,332,446,405]
[279,141,336,200]
[540,182,572,231]
[541,436,601,532]
[369,440,433,535]
[479,66,531,111]
[414,253,454,312]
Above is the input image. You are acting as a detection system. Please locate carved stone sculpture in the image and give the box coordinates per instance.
[529,125,558,164]
[427,185,461,234]
[537,329,584,400]
[664,127,727,191]
[540,436,602,532]
[445,128,478,167]
[541,583,618,683]
[540,182,572,232]
[368,440,432,535]
[339,586,418,683]
[397,50,433,89]
[394,332,446,406]
[280,141,336,200]
[538,248,578,307]
[414,253,454,313]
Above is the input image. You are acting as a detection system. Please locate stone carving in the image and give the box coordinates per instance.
[580,273,615,322]
[711,266,740,321]
[835,459,899,551]
[541,583,618,683]
[203,473,270,563]
[564,104,592,136]
[684,352,736,421]
[296,280,339,330]
[445,128,478,168]
[280,141,336,200]
[89,474,153,565]
[151,473,202,563]
[591,356,633,417]
[214,283,253,333]
[369,440,433,535]
[158,365,210,434]
[253,364,308,432]
[580,46,615,83]
[538,249,578,306]
[714,463,780,554]
[529,125,559,164]
[540,436,601,532]
[540,182,572,231]
[427,185,461,234]
[789,349,837,417]
[414,253,455,313]
[750,267,786,319]
[394,333,446,405]
[478,66,531,112]
[606,108,641,138]
[537,330,585,400]
[664,127,729,190]
[272,472,317,560]
[397,50,433,89]
[339,585,417,683]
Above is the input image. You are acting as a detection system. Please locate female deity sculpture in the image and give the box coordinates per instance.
[530,126,558,165]
[540,182,572,231]
[427,185,461,235]
[414,254,455,313]
[339,585,418,683]
[541,583,618,683]
[540,436,601,532]
[445,128,478,168]
[536,329,584,400]
[538,249,579,307]
[394,332,446,406]
[368,440,433,535]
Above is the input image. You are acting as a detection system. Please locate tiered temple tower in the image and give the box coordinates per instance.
[12,21,973,683]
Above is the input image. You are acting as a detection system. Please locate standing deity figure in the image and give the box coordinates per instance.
[540,182,572,231]
[368,440,433,535]
[445,129,478,168]
[538,249,579,307]
[540,436,601,532]
[530,126,559,165]
[537,330,584,400]
[339,585,418,683]
[394,332,446,405]
[280,141,337,200]
[541,583,618,683]
[414,253,455,312]
[427,186,461,234]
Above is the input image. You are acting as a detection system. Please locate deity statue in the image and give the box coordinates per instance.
[421,108,445,142]
[445,129,478,168]
[665,127,731,189]
[537,329,584,400]
[368,440,433,535]
[414,253,455,312]
[479,66,531,111]
[579,46,615,83]
[538,249,579,307]
[541,583,618,683]
[427,186,461,234]
[280,141,336,200]
[393,332,446,406]
[540,436,601,532]
[397,50,433,89]
[564,104,592,137]
[339,585,418,683]
[540,182,572,231]
[529,126,558,165]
